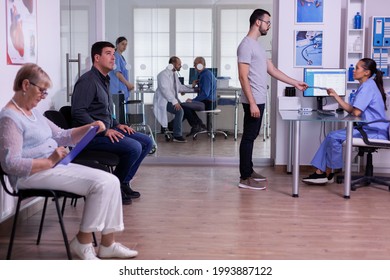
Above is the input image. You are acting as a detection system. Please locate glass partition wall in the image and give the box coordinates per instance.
[108,1,273,163]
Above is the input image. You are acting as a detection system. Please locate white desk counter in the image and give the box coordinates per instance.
[279,110,364,199]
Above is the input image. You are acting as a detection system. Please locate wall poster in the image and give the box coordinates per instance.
[294,30,323,67]
[6,0,37,65]
[296,0,324,24]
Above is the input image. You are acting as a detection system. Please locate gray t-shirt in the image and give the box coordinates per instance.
[237,36,268,104]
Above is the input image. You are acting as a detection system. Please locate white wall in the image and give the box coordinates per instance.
[273,0,342,166]
[0,0,61,222]
[0,0,61,112]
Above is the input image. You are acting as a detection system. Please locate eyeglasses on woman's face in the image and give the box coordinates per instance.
[29,81,48,97]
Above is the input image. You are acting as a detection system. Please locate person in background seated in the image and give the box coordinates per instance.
[109,36,134,101]
[183,57,216,137]
[71,41,153,205]
[153,56,195,143]
[303,58,389,184]
[0,63,138,260]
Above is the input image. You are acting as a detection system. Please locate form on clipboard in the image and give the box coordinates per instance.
[54,126,98,167]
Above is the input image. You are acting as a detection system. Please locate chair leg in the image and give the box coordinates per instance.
[92,232,98,247]
[61,197,68,216]
[7,198,23,260]
[36,197,49,245]
[70,198,78,207]
[53,196,72,260]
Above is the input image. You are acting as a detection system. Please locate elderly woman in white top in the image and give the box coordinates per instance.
[0,63,137,260]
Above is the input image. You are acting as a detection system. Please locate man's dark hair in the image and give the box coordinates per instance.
[91,41,115,63]
[169,56,179,64]
[249,9,271,27]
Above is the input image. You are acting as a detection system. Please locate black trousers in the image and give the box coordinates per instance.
[239,103,265,179]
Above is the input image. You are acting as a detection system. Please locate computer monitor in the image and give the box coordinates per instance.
[189,68,218,84]
[303,68,347,110]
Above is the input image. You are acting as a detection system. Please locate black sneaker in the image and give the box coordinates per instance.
[186,127,201,137]
[173,136,187,143]
[121,190,132,205]
[327,173,335,183]
[121,183,141,199]
[302,172,328,184]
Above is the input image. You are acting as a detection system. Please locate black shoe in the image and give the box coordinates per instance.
[327,173,335,183]
[121,183,141,199]
[121,190,132,205]
[200,123,207,130]
[173,136,187,143]
[302,172,328,184]
[186,127,201,137]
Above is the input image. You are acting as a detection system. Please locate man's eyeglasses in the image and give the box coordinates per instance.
[258,19,271,26]
[29,81,48,97]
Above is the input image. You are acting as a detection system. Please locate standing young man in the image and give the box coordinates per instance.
[71,41,153,205]
[237,9,307,190]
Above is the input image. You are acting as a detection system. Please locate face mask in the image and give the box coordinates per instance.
[196,63,204,71]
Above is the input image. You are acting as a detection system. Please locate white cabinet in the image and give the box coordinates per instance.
[368,16,390,78]
[344,0,366,92]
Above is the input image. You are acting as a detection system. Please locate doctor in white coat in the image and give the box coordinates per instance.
[153,56,193,143]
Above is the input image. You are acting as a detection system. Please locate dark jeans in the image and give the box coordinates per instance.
[182,100,216,128]
[86,128,153,184]
[239,103,265,179]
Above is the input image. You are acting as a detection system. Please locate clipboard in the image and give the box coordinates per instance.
[55,126,98,167]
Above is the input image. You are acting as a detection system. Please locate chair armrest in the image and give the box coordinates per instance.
[355,119,390,147]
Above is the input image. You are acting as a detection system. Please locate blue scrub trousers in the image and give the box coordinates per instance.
[311,127,386,172]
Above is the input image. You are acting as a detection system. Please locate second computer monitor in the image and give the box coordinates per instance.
[303,68,347,97]
[189,68,218,84]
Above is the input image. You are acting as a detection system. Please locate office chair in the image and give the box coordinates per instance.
[45,109,119,207]
[193,108,228,141]
[336,120,390,191]
[56,107,120,173]
[0,164,83,259]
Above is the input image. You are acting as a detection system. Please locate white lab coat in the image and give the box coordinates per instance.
[153,67,193,127]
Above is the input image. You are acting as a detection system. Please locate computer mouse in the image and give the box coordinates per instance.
[336,108,344,113]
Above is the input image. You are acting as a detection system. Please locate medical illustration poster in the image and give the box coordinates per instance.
[6,0,37,65]
[294,30,323,67]
[296,0,324,23]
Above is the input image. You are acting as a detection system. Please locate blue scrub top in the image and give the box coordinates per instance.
[109,51,129,100]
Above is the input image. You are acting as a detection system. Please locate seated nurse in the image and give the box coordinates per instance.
[302,58,389,184]
[0,63,138,260]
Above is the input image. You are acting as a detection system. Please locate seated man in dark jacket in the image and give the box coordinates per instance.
[71,41,152,205]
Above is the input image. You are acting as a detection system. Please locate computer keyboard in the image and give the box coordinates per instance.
[317,109,335,116]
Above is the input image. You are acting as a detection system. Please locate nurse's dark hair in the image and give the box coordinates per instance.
[115,36,127,46]
[360,58,387,110]
[91,41,115,63]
